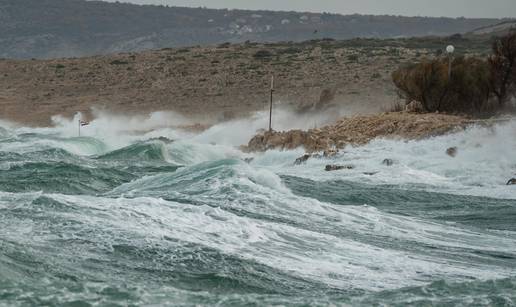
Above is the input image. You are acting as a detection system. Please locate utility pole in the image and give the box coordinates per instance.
[269,75,274,132]
[446,45,455,79]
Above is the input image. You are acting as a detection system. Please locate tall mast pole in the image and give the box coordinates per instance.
[269,75,274,132]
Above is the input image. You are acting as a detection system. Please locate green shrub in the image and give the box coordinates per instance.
[253,49,273,59]
[110,60,129,65]
[279,47,302,55]
[347,54,359,62]
[371,72,382,79]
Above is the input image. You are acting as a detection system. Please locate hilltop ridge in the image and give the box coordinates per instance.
[0,0,503,59]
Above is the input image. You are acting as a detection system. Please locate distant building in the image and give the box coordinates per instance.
[300,15,309,21]
[251,14,262,19]
[281,19,291,25]
[240,25,253,34]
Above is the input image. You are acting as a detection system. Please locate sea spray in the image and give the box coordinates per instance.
[0,116,515,306]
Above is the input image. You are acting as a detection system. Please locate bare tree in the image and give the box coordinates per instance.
[489,32,516,107]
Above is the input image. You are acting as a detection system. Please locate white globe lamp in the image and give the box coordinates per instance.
[446,45,454,79]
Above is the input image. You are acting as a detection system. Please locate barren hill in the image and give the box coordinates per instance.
[0,0,503,59]
[0,36,495,126]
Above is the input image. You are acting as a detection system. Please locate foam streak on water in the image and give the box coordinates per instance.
[1,116,516,306]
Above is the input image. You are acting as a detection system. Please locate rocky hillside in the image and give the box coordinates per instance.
[0,0,503,59]
[0,36,495,127]
[467,21,516,37]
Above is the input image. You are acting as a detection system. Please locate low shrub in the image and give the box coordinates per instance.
[110,60,129,65]
[253,49,273,59]
[347,54,359,62]
[392,32,516,115]
[392,57,491,114]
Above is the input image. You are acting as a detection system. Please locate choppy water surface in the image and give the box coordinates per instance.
[1,114,516,306]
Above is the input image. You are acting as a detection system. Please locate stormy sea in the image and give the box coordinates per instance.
[1,112,515,306]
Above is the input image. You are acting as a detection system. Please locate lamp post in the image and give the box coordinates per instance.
[446,45,455,79]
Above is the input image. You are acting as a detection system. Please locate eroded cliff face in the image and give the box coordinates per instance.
[244,112,471,153]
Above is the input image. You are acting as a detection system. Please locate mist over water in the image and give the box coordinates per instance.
[1,111,516,306]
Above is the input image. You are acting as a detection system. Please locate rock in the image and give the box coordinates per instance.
[363,172,379,176]
[149,136,174,144]
[245,113,470,153]
[243,157,254,164]
[446,147,458,157]
[325,164,354,171]
[294,154,311,165]
[382,158,394,166]
[323,148,339,158]
[507,178,516,185]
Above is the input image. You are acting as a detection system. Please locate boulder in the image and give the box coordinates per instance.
[382,158,394,166]
[323,148,339,158]
[446,147,458,157]
[363,172,379,176]
[149,136,174,144]
[243,157,254,164]
[325,164,354,171]
[294,154,311,165]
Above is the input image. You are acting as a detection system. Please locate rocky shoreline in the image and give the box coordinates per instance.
[243,112,472,153]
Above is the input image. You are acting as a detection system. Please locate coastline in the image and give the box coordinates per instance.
[243,112,474,153]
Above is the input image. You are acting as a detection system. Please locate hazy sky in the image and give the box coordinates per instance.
[105,0,516,18]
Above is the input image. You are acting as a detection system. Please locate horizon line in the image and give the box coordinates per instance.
[91,0,516,20]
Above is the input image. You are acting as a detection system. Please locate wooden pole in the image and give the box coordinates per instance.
[269,76,274,132]
[78,119,81,137]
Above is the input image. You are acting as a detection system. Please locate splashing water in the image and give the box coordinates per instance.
[1,113,515,306]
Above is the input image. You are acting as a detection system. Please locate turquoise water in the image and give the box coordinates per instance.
[1,117,516,306]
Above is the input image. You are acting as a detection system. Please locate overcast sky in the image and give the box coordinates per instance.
[105,0,516,18]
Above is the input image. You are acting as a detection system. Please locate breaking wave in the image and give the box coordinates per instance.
[1,113,515,306]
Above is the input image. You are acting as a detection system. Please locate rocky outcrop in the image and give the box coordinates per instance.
[382,159,394,166]
[325,164,354,171]
[446,147,458,157]
[244,112,471,153]
[294,154,312,165]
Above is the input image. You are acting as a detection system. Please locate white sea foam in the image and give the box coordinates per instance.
[2,112,516,198]
[248,119,516,199]
[1,112,516,295]
[24,191,514,292]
